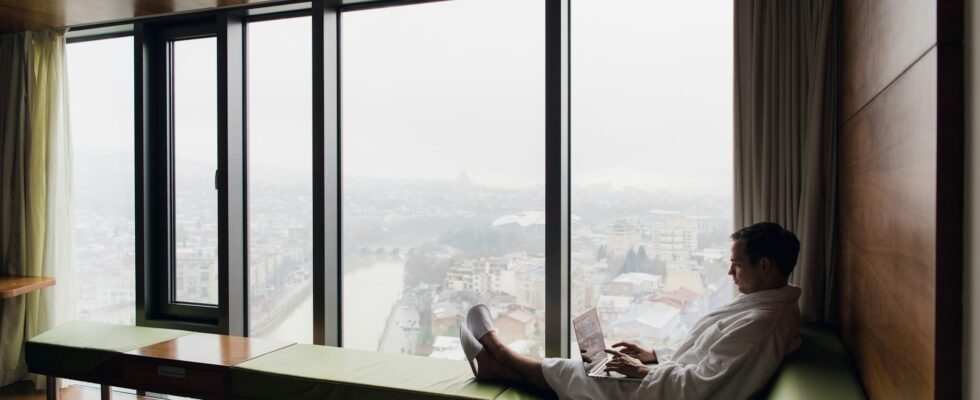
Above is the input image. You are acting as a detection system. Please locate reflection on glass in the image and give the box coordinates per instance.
[570,0,734,354]
[172,37,219,305]
[68,37,136,325]
[247,17,314,343]
[342,0,545,358]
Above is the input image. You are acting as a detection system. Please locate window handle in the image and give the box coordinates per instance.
[214,169,220,190]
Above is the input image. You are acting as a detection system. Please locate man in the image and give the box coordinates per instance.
[460,222,802,400]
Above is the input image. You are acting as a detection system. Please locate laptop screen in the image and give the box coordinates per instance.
[572,308,607,370]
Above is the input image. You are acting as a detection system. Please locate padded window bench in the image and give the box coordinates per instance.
[25,321,192,399]
[755,324,867,399]
[230,344,548,400]
[26,321,862,400]
[25,321,548,400]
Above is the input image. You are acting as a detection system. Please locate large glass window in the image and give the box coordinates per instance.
[342,0,546,358]
[247,16,314,343]
[171,37,219,305]
[570,0,734,352]
[68,37,136,325]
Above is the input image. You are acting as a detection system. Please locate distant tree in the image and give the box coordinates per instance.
[442,225,543,258]
[596,244,608,261]
[453,290,481,305]
[649,258,667,277]
[622,247,637,273]
[417,293,435,349]
[445,320,461,337]
[634,245,666,276]
[404,254,449,287]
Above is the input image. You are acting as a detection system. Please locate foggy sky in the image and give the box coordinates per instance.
[68,0,732,196]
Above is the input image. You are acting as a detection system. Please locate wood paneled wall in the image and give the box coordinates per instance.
[0,0,274,33]
[837,0,963,398]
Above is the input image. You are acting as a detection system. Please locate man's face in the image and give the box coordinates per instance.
[728,239,763,294]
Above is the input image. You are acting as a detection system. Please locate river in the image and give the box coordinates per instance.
[266,258,406,349]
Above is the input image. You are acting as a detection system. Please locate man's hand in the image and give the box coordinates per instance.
[603,349,651,379]
[610,341,658,364]
[580,348,591,364]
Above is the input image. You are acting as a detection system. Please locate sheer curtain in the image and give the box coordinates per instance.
[0,29,73,386]
[734,0,838,323]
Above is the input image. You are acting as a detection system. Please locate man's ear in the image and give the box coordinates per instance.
[758,257,773,276]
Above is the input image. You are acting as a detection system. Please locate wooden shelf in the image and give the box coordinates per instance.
[0,276,55,299]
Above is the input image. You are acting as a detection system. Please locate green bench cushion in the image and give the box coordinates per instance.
[494,387,555,400]
[231,344,548,400]
[25,321,191,376]
[761,324,866,399]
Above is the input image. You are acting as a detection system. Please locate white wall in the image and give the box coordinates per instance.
[965,0,980,397]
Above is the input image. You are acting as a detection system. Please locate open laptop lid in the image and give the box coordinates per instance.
[572,308,607,371]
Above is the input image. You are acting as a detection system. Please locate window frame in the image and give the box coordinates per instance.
[165,25,221,309]
[136,15,248,333]
[78,0,571,356]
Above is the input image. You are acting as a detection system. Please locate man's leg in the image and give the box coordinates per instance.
[474,347,524,382]
[478,332,550,390]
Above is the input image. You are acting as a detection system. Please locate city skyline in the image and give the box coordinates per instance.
[73,169,733,355]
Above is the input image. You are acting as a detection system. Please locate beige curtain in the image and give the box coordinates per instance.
[0,29,72,386]
[734,0,838,323]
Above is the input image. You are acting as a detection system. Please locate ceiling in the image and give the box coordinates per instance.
[0,0,281,34]
[0,0,434,34]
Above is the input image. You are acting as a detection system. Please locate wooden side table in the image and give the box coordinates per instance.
[1,276,56,398]
[120,333,294,399]
[0,276,55,298]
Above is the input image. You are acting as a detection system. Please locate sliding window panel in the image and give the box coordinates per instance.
[569,1,734,352]
[341,0,546,358]
[172,37,220,305]
[247,16,314,343]
[68,36,136,325]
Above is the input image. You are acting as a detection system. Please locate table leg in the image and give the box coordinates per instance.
[45,376,59,400]
[101,384,111,399]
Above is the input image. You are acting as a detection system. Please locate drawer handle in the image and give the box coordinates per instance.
[158,366,186,379]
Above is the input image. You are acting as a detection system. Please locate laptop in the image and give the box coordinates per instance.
[572,308,644,381]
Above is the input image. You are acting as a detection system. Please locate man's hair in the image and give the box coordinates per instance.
[730,222,801,278]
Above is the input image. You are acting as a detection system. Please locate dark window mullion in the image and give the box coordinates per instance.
[166,40,177,306]
[545,0,571,359]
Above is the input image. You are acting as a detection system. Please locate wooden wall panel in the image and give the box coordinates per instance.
[0,0,275,33]
[841,0,935,121]
[839,48,938,400]
[839,0,964,397]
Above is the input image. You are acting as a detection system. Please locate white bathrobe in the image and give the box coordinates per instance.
[542,285,802,400]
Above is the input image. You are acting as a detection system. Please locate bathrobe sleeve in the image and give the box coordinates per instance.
[636,315,784,400]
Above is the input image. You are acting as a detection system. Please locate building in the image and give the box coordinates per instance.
[663,270,705,296]
[610,272,663,296]
[494,309,540,344]
[430,302,462,336]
